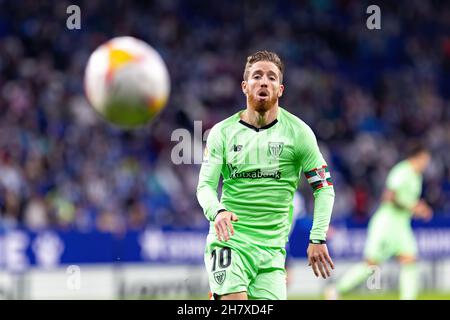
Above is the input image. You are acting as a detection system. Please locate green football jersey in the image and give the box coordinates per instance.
[377,160,423,221]
[197,107,335,247]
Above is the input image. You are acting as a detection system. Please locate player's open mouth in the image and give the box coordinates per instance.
[257,91,269,98]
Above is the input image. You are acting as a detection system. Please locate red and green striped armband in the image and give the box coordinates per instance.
[304,165,333,191]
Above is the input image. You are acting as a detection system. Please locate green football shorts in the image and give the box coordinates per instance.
[363,210,418,263]
[204,233,287,300]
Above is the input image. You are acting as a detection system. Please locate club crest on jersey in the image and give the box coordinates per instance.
[214,271,226,285]
[268,142,284,159]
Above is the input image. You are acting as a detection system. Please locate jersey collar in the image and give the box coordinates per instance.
[238,118,278,132]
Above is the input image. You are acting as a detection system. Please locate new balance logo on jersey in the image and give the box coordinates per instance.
[233,144,242,152]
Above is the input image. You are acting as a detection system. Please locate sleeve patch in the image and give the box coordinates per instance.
[202,146,209,163]
[304,165,333,190]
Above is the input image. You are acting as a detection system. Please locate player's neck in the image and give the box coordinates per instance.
[241,105,278,128]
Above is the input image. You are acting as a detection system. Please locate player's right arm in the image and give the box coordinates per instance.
[196,125,238,240]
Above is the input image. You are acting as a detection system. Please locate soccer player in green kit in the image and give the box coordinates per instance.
[325,143,432,300]
[197,51,335,300]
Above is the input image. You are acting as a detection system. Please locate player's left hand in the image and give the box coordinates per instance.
[307,244,334,279]
[413,200,433,222]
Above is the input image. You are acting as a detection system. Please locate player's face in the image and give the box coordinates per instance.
[242,61,284,112]
[418,151,431,172]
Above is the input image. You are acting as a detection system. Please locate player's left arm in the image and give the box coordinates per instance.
[383,190,433,221]
[412,199,433,221]
[196,125,227,222]
[383,169,433,221]
[299,124,335,279]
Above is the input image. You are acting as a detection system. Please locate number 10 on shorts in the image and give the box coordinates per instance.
[211,247,232,271]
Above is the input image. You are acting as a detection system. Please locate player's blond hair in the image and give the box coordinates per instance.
[243,50,284,83]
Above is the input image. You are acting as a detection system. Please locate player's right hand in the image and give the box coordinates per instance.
[214,211,239,242]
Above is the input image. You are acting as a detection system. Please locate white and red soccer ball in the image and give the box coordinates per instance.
[84,36,170,128]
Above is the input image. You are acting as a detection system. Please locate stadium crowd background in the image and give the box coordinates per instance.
[0,0,449,235]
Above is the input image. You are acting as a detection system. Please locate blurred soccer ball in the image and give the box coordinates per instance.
[84,36,170,128]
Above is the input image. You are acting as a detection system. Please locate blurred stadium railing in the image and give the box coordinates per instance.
[2,218,450,299]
